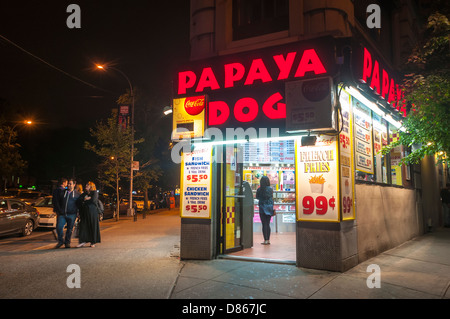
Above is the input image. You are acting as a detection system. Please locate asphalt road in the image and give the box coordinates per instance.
[0,209,182,299]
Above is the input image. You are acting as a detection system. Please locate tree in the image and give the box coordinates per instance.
[383,12,450,165]
[84,111,142,220]
[0,122,27,190]
[118,89,164,209]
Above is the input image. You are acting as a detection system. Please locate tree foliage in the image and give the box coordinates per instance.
[84,111,143,218]
[383,12,450,165]
[0,123,27,188]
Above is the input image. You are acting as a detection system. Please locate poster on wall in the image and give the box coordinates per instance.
[339,89,355,220]
[172,96,206,141]
[296,135,339,222]
[180,145,212,219]
[353,97,374,174]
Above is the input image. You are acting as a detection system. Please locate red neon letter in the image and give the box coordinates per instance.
[224,63,245,88]
[209,101,230,126]
[234,97,259,122]
[178,71,196,95]
[295,49,327,77]
[388,78,395,104]
[244,59,272,85]
[262,92,286,119]
[195,67,220,92]
[370,60,381,95]
[273,52,296,80]
[362,47,372,83]
[381,69,389,99]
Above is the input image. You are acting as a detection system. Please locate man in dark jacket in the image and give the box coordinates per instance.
[52,178,67,240]
[53,178,67,213]
[55,179,80,248]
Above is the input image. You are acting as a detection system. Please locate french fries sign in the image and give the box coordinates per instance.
[296,136,340,222]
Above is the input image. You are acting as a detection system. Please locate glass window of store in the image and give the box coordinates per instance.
[243,139,296,233]
[352,95,406,186]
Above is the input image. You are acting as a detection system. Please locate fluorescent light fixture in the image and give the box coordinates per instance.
[346,86,385,116]
[196,139,248,146]
[385,114,402,129]
[249,136,294,143]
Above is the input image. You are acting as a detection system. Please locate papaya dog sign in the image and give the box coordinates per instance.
[173,36,338,133]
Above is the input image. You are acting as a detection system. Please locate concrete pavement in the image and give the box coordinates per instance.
[0,209,449,301]
[172,227,450,299]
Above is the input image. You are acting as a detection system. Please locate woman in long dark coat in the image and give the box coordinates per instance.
[77,181,101,247]
[256,175,275,245]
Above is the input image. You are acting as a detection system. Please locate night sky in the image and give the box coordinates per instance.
[0,1,191,188]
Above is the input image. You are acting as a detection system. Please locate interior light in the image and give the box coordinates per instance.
[249,136,293,143]
[385,114,402,129]
[346,86,385,116]
[198,139,248,146]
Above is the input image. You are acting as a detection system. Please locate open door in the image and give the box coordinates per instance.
[222,144,244,254]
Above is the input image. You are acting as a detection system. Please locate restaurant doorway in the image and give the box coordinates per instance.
[222,145,244,254]
[220,140,297,263]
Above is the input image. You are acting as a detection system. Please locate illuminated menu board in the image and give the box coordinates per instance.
[296,136,339,222]
[353,97,374,174]
[339,90,355,220]
[180,145,212,219]
[243,140,295,164]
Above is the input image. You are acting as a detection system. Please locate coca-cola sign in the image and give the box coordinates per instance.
[184,96,206,115]
[301,78,330,102]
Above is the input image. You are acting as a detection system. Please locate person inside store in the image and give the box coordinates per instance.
[256,175,275,245]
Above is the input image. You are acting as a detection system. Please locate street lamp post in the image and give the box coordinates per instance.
[7,120,33,146]
[96,65,135,219]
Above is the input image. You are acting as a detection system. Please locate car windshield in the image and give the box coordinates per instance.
[34,197,52,207]
[133,196,144,201]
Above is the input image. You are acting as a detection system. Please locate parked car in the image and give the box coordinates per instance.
[17,191,50,206]
[98,193,115,221]
[133,196,145,212]
[1,189,50,206]
[118,196,156,214]
[0,197,39,237]
[33,196,56,228]
[118,198,137,215]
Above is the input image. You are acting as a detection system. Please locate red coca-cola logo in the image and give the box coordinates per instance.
[302,78,330,102]
[184,96,205,115]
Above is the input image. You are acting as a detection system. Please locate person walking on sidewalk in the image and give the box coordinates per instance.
[77,181,101,248]
[256,175,275,245]
[55,179,80,248]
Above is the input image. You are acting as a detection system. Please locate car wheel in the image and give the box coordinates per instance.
[22,219,34,236]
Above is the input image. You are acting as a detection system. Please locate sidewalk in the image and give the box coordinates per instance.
[170,228,450,299]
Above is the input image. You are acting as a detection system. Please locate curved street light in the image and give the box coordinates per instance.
[7,120,33,146]
[96,64,136,219]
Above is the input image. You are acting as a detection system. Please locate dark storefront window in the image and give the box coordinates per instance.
[232,0,289,41]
